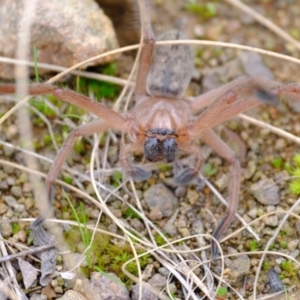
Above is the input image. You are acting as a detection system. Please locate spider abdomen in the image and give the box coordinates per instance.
[146,30,194,99]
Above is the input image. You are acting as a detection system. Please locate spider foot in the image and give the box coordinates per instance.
[255,88,279,105]
[32,215,45,227]
[126,165,152,182]
[174,168,198,185]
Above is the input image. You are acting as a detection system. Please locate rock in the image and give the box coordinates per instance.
[87,272,130,300]
[264,215,278,227]
[131,284,158,300]
[238,52,274,79]
[0,218,13,237]
[0,0,119,79]
[227,254,250,286]
[144,184,178,217]
[148,274,167,289]
[0,202,8,214]
[4,196,17,207]
[30,294,47,300]
[287,239,299,251]
[215,173,229,191]
[148,207,164,221]
[250,178,280,206]
[10,186,22,198]
[57,290,87,300]
[247,207,258,219]
[130,218,144,232]
[142,264,155,281]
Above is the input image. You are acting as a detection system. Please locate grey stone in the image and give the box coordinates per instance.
[287,239,299,251]
[250,178,280,206]
[247,207,258,219]
[30,294,47,300]
[238,52,274,79]
[144,184,178,217]
[11,186,22,197]
[88,272,130,300]
[148,274,167,288]
[0,218,13,237]
[264,215,278,227]
[4,196,17,207]
[228,254,250,286]
[56,290,87,300]
[215,173,229,191]
[131,284,158,300]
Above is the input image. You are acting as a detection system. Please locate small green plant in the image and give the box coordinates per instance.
[154,233,167,247]
[12,223,21,235]
[288,153,300,195]
[279,240,288,249]
[75,62,119,100]
[262,261,271,270]
[111,171,123,187]
[203,162,218,176]
[64,192,92,266]
[271,157,283,169]
[281,260,297,277]
[216,286,228,300]
[247,240,259,252]
[123,207,141,220]
[185,2,218,21]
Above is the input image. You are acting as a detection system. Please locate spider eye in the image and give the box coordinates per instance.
[162,138,177,162]
[144,138,160,162]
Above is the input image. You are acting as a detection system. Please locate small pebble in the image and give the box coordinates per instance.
[132,284,158,300]
[11,186,22,197]
[264,215,278,227]
[287,239,299,251]
[148,274,167,288]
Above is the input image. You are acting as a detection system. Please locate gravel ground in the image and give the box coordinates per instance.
[1,0,300,299]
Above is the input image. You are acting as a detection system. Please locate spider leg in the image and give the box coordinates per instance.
[0,84,128,129]
[33,120,114,226]
[174,143,204,185]
[135,0,155,101]
[119,142,152,181]
[187,77,280,139]
[189,76,279,112]
[201,129,241,259]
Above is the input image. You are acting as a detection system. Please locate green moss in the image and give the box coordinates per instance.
[281,260,297,277]
[123,207,141,220]
[154,233,167,247]
[203,162,218,177]
[75,62,120,100]
[185,2,218,21]
[111,171,123,187]
[271,157,283,169]
[286,153,300,195]
[12,223,21,235]
[29,97,56,118]
[289,178,300,195]
[262,261,271,270]
[279,240,288,249]
[247,240,259,252]
[216,286,227,299]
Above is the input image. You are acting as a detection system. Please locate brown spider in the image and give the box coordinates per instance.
[0,0,299,258]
